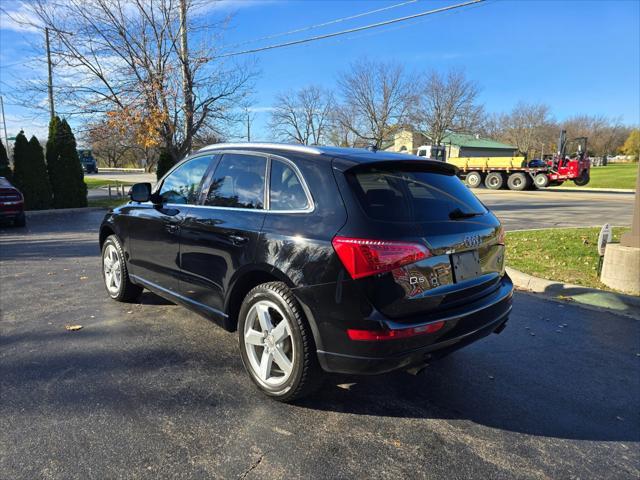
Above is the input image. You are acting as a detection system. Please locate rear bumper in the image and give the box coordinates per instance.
[302,275,513,375]
[0,206,24,219]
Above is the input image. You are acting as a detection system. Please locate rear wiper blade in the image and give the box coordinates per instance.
[449,208,483,220]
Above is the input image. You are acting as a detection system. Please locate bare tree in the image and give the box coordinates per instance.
[561,115,631,157]
[84,119,161,171]
[495,102,556,158]
[19,0,255,163]
[86,121,133,168]
[268,86,334,145]
[413,69,484,145]
[326,106,359,147]
[336,59,416,149]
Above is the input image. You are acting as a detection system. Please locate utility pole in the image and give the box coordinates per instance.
[179,0,193,155]
[44,27,73,120]
[246,108,251,142]
[0,95,8,148]
[45,27,55,120]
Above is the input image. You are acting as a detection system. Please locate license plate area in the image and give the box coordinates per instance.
[452,250,482,282]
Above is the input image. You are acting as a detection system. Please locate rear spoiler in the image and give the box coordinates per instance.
[335,158,459,176]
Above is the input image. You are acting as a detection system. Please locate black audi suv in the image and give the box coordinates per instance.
[99,143,513,401]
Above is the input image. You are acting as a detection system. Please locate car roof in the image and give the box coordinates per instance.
[0,177,13,187]
[197,142,454,171]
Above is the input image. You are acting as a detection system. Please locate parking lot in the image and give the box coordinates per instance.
[1,210,638,479]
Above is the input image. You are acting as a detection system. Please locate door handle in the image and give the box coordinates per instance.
[229,234,248,245]
[166,224,180,234]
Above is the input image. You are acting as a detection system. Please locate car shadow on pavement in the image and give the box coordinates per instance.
[295,348,640,443]
[138,291,174,306]
[2,328,638,445]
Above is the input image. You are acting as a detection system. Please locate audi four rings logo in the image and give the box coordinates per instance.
[463,235,481,248]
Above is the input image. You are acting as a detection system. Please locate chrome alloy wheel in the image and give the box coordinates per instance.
[243,300,295,387]
[103,244,122,295]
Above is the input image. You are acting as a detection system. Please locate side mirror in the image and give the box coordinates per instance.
[129,183,151,202]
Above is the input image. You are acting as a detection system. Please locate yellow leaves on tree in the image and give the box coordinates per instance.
[620,130,640,160]
[106,106,167,149]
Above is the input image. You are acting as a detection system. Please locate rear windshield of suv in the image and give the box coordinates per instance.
[346,165,487,222]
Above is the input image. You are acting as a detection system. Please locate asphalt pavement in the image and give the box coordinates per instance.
[1,210,639,479]
[475,188,634,230]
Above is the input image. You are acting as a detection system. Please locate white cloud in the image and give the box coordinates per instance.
[2,110,49,141]
[0,1,42,33]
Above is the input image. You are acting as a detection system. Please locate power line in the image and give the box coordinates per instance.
[217,0,485,58]
[225,0,419,49]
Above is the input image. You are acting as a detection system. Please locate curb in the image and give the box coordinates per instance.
[26,207,108,217]
[506,267,640,320]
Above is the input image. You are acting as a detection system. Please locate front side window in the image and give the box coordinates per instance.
[205,153,266,209]
[269,159,309,211]
[159,156,212,204]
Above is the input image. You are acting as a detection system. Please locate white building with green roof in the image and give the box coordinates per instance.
[391,129,518,158]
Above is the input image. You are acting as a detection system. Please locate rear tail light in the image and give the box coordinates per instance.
[332,236,431,280]
[497,227,505,246]
[347,321,445,341]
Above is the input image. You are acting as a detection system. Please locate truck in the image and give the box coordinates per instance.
[415,130,590,190]
[77,149,98,174]
[416,145,549,191]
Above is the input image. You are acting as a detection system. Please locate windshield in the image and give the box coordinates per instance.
[347,166,487,222]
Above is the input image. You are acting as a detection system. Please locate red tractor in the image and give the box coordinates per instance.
[543,129,591,187]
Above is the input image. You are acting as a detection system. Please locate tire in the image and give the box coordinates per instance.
[484,172,504,190]
[573,171,590,186]
[101,234,143,302]
[13,212,26,227]
[238,281,322,402]
[465,171,482,188]
[534,173,550,188]
[507,172,530,191]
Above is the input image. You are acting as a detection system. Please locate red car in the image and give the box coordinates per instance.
[0,177,26,227]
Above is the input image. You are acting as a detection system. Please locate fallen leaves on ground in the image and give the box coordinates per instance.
[554,295,574,301]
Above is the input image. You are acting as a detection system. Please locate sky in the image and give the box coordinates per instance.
[1,0,639,143]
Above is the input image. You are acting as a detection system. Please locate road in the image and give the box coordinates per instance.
[475,188,633,230]
[1,211,638,479]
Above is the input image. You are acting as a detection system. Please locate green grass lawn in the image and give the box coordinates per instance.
[84,177,135,189]
[87,197,130,209]
[506,227,630,290]
[559,163,637,190]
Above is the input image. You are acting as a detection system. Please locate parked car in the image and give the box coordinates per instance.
[0,177,25,227]
[99,144,513,401]
[78,149,98,173]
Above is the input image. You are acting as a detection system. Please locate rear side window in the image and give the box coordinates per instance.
[159,155,212,204]
[205,153,266,209]
[347,166,487,222]
[269,159,309,211]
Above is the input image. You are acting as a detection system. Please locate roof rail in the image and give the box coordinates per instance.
[198,142,323,155]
